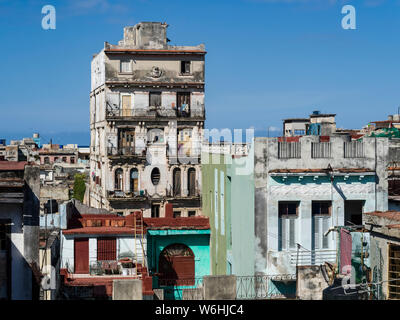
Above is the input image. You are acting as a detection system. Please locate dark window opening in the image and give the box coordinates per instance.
[187,168,196,196]
[312,201,331,216]
[70,157,75,164]
[188,211,196,217]
[279,201,299,216]
[149,92,162,107]
[115,168,123,191]
[173,211,181,218]
[344,200,364,226]
[177,93,190,117]
[173,168,181,196]
[130,168,139,194]
[44,157,50,164]
[151,204,160,218]
[151,168,160,186]
[180,61,191,74]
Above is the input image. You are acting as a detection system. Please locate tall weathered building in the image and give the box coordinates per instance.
[88,22,205,217]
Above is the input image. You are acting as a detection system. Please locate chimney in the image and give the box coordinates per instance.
[165,203,173,218]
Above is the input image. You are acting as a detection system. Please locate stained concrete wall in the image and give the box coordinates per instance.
[203,275,236,300]
[254,136,388,279]
[296,265,330,300]
[112,279,142,300]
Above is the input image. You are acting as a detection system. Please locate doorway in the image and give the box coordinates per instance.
[344,200,364,226]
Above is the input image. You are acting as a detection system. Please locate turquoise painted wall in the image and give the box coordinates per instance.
[147,229,210,278]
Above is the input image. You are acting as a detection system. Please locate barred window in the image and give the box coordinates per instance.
[278,142,301,159]
[344,141,364,158]
[311,142,332,159]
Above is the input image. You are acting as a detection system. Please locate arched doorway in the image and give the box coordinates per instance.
[187,168,196,196]
[130,168,138,194]
[115,168,123,191]
[158,243,195,286]
[173,168,181,196]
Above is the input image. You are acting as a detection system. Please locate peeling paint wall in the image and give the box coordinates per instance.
[254,136,388,280]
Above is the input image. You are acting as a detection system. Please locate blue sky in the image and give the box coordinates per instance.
[0,0,399,145]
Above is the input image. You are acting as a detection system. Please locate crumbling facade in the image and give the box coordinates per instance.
[88,22,205,218]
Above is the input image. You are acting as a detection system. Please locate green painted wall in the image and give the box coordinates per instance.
[201,144,255,277]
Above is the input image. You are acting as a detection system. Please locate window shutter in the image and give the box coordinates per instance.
[280,218,286,250]
[289,219,295,249]
[322,217,330,249]
[314,217,320,250]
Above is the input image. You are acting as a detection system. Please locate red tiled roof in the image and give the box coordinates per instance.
[63,227,136,235]
[0,161,27,171]
[364,211,400,222]
[144,216,210,230]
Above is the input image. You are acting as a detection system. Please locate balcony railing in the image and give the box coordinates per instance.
[106,105,205,119]
[107,190,147,199]
[236,274,297,300]
[290,249,337,266]
[107,146,146,157]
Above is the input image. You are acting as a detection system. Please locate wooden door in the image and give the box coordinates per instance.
[74,238,89,274]
[121,95,131,116]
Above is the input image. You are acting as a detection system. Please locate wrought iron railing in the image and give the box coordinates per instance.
[157,277,204,300]
[106,106,205,119]
[236,274,297,300]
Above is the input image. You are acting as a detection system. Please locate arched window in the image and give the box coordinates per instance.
[130,168,139,194]
[115,168,123,191]
[173,168,181,196]
[187,168,196,196]
[158,243,195,285]
[151,168,160,186]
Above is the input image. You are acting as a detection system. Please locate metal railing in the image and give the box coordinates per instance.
[311,142,332,158]
[236,274,297,300]
[106,106,205,119]
[278,142,301,159]
[291,249,337,266]
[157,277,204,300]
[344,141,364,158]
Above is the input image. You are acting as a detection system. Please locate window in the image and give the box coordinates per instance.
[62,157,67,162]
[70,157,75,164]
[344,141,364,158]
[151,204,160,218]
[294,130,305,135]
[278,142,301,159]
[173,168,181,196]
[119,130,135,155]
[151,168,160,185]
[177,93,190,116]
[54,157,59,162]
[121,95,132,117]
[188,210,196,217]
[312,201,331,250]
[130,168,139,194]
[120,60,131,73]
[173,211,181,218]
[311,142,332,159]
[44,157,50,164]
[115,168,123,191]
[180,61,191,74]
[149,92,161,107]
[187,168,196,196]
[279,202,299,251]
[97,237,116,261]
[388,244,400,299]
